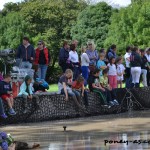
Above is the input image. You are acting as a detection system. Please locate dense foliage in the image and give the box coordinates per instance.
[0,0,150,81]
[71,2,113,50]
[104,0,150,55]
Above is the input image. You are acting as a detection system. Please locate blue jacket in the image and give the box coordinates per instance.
[0,81,12,95]
[16,44,35,62]
[59,47,69,65]
[18,82,33,96]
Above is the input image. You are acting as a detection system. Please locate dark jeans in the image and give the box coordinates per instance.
[81,66,89,86]
[93,88,112,105]
[125,67,132,88]
[0,98,4,115]
[82,90,89,106]
[61,64,68,73]
[147,68,150,86]
[73,66,81,81]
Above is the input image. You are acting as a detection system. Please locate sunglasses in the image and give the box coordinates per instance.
[38,43,42,45]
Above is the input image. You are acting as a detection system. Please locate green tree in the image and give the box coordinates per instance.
[71,2,113,50]
[104,1,150,55]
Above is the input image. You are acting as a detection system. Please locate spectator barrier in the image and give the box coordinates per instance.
[0,87,149,125]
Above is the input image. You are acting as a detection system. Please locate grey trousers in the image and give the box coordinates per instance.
[0,98,4,115]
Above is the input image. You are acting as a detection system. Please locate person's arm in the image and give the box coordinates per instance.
[59,48,65,63]
[95,50,99,60]
[84,53,90,63]
[16,46,21,58]
[81,84,84,97]
[62,82,68,101]
[92,83,105,91]
[108,52,113,60]
[31,46,35,60]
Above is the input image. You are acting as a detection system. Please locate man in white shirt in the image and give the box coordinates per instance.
[145,48,150,86]
[124,46,132,88]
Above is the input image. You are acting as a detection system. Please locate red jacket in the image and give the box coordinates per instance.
[35,47,49,65]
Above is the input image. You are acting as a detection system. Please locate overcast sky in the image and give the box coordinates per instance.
[0,0,131,10]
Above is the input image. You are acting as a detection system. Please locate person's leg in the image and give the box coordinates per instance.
[6,98,12,109]
[27,62,32,69]
[0,98,5,115]
[142,69,147,87]
[108,75,114,89]
[105,88,112,104]
[10,97,14,107]
[135,67,141,88]
[73,90,81,104]
[22,94,28,113]
[81,66,88,80]
[147,68,150,86]
[83,90,89,107]
[41,65,48,80]
[68,91,82,109]
[113,75,117,89]
[32,95,40,109]
[38,65,42,79]
[131,67,136,88]
[93,89,107,105]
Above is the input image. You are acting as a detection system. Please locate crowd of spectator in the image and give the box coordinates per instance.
[0,37,150,119]
[58,40,150,111]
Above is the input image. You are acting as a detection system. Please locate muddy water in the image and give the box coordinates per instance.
[1,110,150,150]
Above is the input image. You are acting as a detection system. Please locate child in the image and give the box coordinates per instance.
[97,53,107,76]
[58,69,84,112]
[0,98,7,119]
[107,57,117,89]
[72,75,89,108]
[18,75,40,114]
[116,56,125,88]
[100,69,119,105]
[88,68,112,108]
[0,74,16,115]
[33,65,49,93]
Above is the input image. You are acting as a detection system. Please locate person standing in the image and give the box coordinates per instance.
[69,44,80,80]
[59,41,70,73]
[107,57,117,89]
[81,46,90,86]
[106,44,117,60]
[124,46,132,88]
[16,37,35,69]
[140,49,148,87]
[34,40,50,80]
[86,41,98,72]
[145,48,150,86]
[130,47,142,88]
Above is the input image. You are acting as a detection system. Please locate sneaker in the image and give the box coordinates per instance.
[113,99,119,105]
[8,108,16,115]
[109,101,115,106]
[0,113,8,119]
[102,105,110,108]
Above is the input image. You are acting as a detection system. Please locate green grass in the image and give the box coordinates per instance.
[48,84,58,92]
[48,83,144,93]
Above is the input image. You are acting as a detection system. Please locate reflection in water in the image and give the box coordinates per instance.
[48,131,150,150]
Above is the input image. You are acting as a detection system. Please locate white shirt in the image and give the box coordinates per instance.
[69,51,79,63]
[124,52,131,68]
[81,53,90,66]
[117,64,125,80]
[107,63,117,76]
[145,54,150,62]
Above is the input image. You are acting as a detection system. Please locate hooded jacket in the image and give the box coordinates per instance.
[18,76,33,96]
[17,44,35,62]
